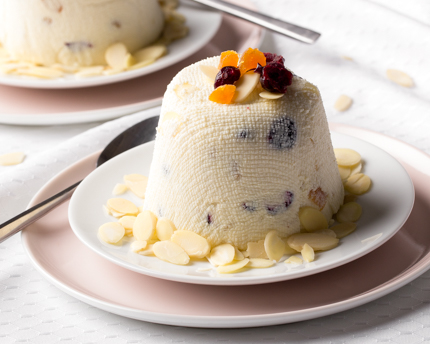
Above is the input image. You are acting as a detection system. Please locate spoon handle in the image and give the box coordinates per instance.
[191,0,320,44]
[0,181,80,243]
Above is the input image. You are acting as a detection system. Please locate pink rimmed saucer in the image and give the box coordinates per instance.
[21,123,430,328]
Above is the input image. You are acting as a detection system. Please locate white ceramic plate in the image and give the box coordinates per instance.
[0,5,221,89]
[68,132,414,286]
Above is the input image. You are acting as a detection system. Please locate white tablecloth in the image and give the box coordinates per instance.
[1,0,430,342]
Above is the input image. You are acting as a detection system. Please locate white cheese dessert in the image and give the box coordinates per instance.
[0,0,164,67]
[143,53,344,250]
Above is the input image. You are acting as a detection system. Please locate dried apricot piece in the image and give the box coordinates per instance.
[218,50,239,69]
[239,48,266,75]
[209,84,236,104]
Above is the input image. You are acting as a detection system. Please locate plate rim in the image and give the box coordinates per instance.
[67,130,414,286]
[21,123,430,328]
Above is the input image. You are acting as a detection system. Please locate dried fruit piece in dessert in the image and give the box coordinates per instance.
[238,48,266,75]
[214,66,241,88]
[218,50,239,69]
[208,84,236,104]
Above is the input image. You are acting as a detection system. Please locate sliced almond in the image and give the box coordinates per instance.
[313,229,337,238]
[174,82,197,100]
[0,152,25,166]
[287,233,339,252]
[107,198,138,216]
[336,202,362,223]
[170,230,211,258]
[18,67,63,79]
[137,243,155,256]
[199,65,218,83]
[133,210,158,241]
[124,174,148,198]
[334,95,353,111]
[330,222,357,239]
[233,72,260,103]
[344,173,371,195]
[259,91,284,100]
[162,111,181,123]
[118,216,136,231]
[247,258,274,268]
[350,162,362,175]
[130,240,148,253]
[216,258,249,274]
[156,218,176,241]
[334,148,361,167]
[264,230,285,261]
[112,183,128,195]
[299,206,328,232]
[127,59,155,71]
[245,240,268,259]
[105,42,130,70]
[98,222,125,244]
[153,241,189,265]
[338,165,351,181]
[103,68,123,76]
[207,244,235,266]
[51,63,79,73]
[386,69,414,88]
[133,45,167,63]
[285,256,303,265]
[282,238,299,254]
[75,66,104,78]
[301,243,315,263]
[234,247,245,261]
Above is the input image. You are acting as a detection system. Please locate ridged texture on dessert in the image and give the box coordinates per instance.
[0,0,164,66]
[143,56,344,250]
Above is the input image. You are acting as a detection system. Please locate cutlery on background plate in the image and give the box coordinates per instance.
[189,0,320,44]
[0,116,160,243]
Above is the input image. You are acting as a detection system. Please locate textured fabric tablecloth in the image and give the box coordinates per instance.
[1,0,430,342]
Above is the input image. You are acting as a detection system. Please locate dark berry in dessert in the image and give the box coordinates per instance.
[266,204,281,215]
[284,191,294,208]
[263,52,285,64]
[260,62,293,94]
[214,66,241,88]
[242,202,257,212]
[268,117,297,150]
[207,213,213,224]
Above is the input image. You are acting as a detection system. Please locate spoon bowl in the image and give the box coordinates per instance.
[0,115,159,243]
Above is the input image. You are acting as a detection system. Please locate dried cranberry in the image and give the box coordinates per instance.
[268,117,297,150]
[263,52,285,64]
[260,62,293,94]
[214,66,241,88]
[284,191,294,208]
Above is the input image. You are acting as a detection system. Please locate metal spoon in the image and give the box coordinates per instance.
[189,0,320,44]
[0,115,159,243]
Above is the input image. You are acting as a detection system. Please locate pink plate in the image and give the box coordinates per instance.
[0,1,263,126]
[22,123,430,328]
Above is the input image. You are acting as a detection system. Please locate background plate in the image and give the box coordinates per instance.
[68,132,414,286]
[0,6,221,89]
[0,1,263,125]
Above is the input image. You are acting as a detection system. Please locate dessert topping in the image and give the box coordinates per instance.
[214,66,241,88]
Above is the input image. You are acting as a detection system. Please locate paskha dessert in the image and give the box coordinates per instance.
[142,48,345,250]
[0,0,188,78]
[0,0,164,66]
